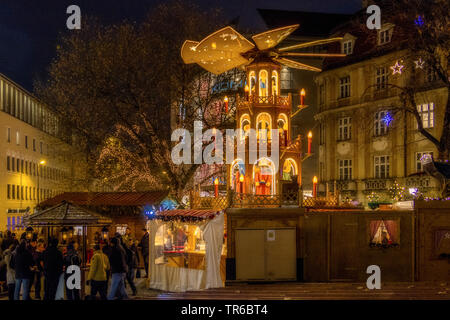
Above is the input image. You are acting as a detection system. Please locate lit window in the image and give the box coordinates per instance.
[374,156,390,179]
[370,220,399,247]
[417,103,434,128]
[416,151,433,172]
[376,67,388,90]
[271,70,278,96]
[338,117,352,141]
[338,159,352,180]
[259,70,268,96]
[339,76,350,98]
[16,131,19,145]
[374,111,388,136]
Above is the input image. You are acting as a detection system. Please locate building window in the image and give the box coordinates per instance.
[6,127,11,143]
[416,151,434,172]
[426,67,437,83]
[25,136,28,149]
[7,156,10,171]
[369,220,399,248]
[378,28,393,45]
[376,67,388,90]
[339,76,350,98]
[16,131,19,145]
[417,103,434,128]
[25,186,28,200]
[319,123,325,145]
[338,159,352,180]
[33,139,36,152]
[374,111,388,136]
[11,157,15,172]
[343,40,353,55]
[280,67,294,90]
[7,184,11,199]
[374,155,390,179]
[12,185,15,199]
[338,117,352,141]
[40,142,43,154]
[319,84,325,105]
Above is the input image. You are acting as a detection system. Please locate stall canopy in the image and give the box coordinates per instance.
[147,209,224,292]
[25,201,113,227]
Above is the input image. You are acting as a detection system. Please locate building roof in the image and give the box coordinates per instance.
[25,201,113,226]
[153,209,222,221]
[257,8,353,38]
[38,191,169,208]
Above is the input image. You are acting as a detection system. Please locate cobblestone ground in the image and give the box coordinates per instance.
[2,280,449,300]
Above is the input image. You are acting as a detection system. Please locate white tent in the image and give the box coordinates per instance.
[146,209,224,292]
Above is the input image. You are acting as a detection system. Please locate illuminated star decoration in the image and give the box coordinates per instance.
[390,60,404,75]
[382,112,393,127]
[414,58,425,69]
[414,15,424,27]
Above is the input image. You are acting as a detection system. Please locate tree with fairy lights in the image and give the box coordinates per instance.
[389,181,406,202]
[36,1,233,204]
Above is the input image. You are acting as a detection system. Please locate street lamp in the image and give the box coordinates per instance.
[37,160,46,204]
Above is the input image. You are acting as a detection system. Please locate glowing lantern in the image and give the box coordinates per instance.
[101,226,109,240]
[26,226,34,240]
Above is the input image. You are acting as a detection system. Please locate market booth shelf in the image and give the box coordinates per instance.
[146,209,225,292]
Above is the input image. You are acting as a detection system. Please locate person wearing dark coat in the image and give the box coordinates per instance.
[139,230,149,277]
[13,240,34,300]
[107,237,128,300]
[123,239,138,296]
[42,238,63,300]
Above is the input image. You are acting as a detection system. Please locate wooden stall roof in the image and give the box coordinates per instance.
[38,191,169,208]
[154,209,222,221]
[25,201,113,226]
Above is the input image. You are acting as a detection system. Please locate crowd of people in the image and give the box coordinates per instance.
[0,227,150,300]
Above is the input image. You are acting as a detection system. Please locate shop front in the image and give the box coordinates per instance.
[147,209,226,292]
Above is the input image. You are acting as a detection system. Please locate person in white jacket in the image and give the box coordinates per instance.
[3,243,17,300]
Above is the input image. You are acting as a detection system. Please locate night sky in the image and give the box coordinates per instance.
[0,0,362,91]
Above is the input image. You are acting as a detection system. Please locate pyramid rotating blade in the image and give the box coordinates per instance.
[275,58,322,72]
[181,40,200,64]
[188,26,254,74]
[278,37,343,52]
[198,55,250,75]
[280,52,347,58]
[251,24,299,51]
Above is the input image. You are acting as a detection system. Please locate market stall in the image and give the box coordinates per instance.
[147,209,225,292]
[24,201,113,298]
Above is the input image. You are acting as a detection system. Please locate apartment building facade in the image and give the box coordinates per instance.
[0,73,86,231]
[314,15,447,206]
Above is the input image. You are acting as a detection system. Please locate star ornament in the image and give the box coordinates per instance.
[414,58,425,69]
[390,60,405,75]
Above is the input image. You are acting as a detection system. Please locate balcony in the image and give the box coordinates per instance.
[237,95,291,109]
[364,178,393,191]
